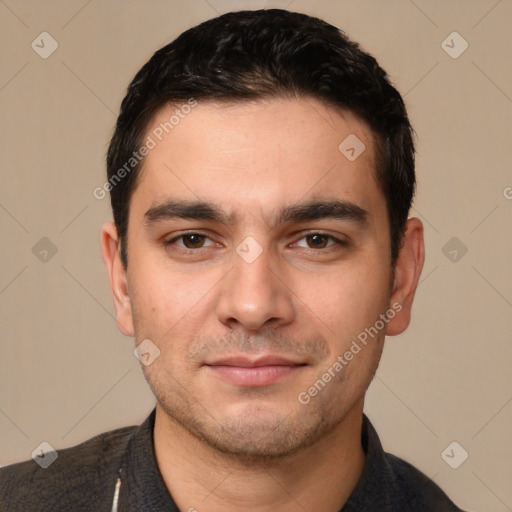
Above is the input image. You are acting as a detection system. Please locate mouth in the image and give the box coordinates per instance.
[204,355,308,387]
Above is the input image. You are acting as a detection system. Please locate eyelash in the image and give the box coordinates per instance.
[163,231,348,254]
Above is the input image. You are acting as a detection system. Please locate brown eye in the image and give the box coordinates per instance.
[181,234,206,248]
[293,233,347,251]
[306,234,329,248]
[165,233,215,251]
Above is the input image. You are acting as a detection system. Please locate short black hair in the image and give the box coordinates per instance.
[106,9,416,269]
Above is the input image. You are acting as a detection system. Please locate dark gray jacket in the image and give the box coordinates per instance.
[0,410,466,511]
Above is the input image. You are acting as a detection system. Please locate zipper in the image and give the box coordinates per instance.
[111,474,122,512]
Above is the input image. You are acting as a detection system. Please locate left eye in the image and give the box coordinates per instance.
[168,234,216,249]
[294,234,342,249]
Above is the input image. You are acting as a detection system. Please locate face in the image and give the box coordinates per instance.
[104,97,419,461]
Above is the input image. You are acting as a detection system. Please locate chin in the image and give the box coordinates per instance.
[166,399,333,464]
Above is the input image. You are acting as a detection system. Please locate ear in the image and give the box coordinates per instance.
[100,221,134,337]
[386,217,425,336]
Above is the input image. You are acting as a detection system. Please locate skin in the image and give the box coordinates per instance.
[101,97,425,511]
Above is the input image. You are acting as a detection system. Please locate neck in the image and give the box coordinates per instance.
[153,404,366,512]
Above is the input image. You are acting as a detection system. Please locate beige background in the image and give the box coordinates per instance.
[1,0,511,510]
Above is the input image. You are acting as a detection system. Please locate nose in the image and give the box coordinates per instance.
[215,244,296,332]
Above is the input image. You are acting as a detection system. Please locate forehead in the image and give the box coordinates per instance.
[131,97,385,225]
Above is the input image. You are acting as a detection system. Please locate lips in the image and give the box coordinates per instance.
[204,355,306,387]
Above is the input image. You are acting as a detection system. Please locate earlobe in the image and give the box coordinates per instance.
[100,221,135,337]
[385,217,425,337]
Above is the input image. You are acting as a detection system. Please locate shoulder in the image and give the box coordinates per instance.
[355,414,467,512]
[385,452,466,512]
[0,425,136,512]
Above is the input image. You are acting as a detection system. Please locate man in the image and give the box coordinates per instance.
[0,9,467,512]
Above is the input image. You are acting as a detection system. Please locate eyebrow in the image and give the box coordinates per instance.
[143,199,369,229]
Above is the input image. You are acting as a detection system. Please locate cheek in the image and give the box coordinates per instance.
[292,260,391,342]
[129,259,223,337]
